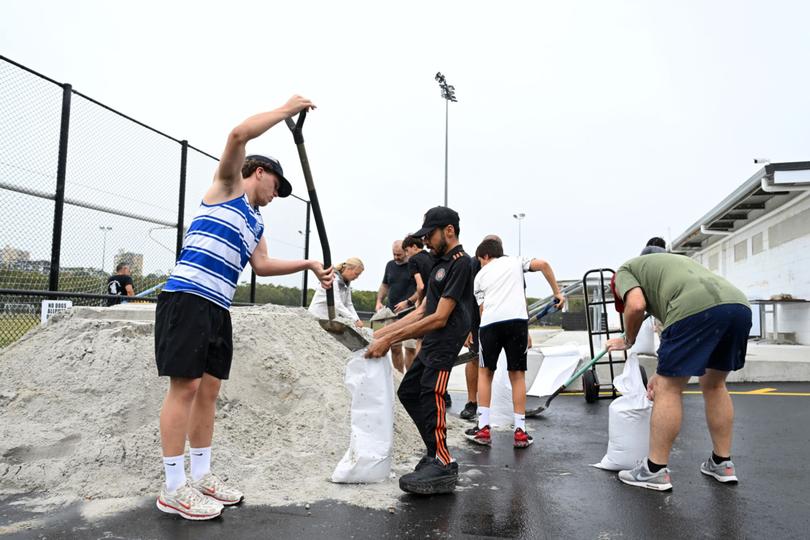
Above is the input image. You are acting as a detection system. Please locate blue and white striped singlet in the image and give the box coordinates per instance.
[164,194,264,309]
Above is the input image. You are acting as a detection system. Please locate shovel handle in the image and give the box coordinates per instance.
[284,109,307,144]
[285,110,335,320]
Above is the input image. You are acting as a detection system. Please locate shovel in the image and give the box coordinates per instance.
[370,305,415,323]
[285,111,369,352]
[525,334,624,417]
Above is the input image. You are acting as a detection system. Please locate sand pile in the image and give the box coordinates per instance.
[0,303,465,514]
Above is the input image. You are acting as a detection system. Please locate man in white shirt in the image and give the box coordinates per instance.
[465,238,564,448]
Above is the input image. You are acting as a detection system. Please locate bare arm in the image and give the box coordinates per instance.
[413,274,426,303]
[606,287,647,350]
[208,96,315,199]
[529,258,565,309]
[125,284,135,297]
[366,297,457,358]
[375,283,389,311]
[375,301,426,339]
[250,237,333,288]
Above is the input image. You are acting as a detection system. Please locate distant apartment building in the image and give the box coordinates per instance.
[0,245,31,266]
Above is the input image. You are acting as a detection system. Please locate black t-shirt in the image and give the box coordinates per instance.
[106,274,133,306]
[382,260,415,308]
[421,244,473,368]
[408,250,436,295]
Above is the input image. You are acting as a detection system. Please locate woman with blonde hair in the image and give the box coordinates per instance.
[308,257,365,328]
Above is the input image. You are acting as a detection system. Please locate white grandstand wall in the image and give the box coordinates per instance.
[691,191,810,345]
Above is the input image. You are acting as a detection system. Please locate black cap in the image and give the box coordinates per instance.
[246,154,292,198]
[412,206,460,238]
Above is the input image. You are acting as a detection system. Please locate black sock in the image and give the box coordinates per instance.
[647,459,666,473]
[712,452,730,465]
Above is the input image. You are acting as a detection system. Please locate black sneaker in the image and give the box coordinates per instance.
[399,458,458,495]
[415,455,433,471]
[459,401,477,421]
[444,392,452,408]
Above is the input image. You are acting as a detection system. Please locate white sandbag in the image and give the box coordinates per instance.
[527,343,582,397]
[490,350,514,427]
[592,352,652,471]
[331,348,395,483]
[631,317,656,356]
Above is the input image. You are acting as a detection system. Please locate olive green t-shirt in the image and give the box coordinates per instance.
[615,253,749,329]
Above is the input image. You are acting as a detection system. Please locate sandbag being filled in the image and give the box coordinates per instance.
[331,348,395,483]
[592,352,652,471]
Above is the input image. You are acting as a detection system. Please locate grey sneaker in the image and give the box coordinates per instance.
[156,482,223,520]
[618,461,673,491]
[191,472,244,505]
[700,457,738,483]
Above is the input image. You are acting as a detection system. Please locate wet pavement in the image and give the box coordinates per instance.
[2,383,809,539]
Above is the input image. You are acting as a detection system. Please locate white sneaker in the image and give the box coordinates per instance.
[191,472,245,505]
[156,481,223,520]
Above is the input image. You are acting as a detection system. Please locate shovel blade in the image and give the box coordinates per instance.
[318,319,370,352]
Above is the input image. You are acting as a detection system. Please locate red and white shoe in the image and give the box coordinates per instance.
[514,428,534,448]
[464,425,492,446]
[156,482,223,520]
[191,472,244,505]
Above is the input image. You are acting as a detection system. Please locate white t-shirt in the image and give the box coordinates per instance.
[474,256,532,328]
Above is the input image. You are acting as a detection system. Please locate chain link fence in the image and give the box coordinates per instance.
[0,56,312,347]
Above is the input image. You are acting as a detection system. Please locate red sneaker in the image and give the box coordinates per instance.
[464,425,491,446]
[514,428,534,448]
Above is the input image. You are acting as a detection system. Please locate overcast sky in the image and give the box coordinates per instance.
[2,0,809,297]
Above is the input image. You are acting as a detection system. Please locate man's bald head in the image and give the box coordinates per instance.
[484,234,503,244]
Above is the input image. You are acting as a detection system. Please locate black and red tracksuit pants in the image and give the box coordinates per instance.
[397,353,452,465]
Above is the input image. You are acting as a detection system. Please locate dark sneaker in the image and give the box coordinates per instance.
[700,457,738,483]
[513,428,534,448]
[399,458,458,495]
[464,425,491,446]
[444,392,452,408]
[415,455,433,471]
[459,401,477,421]
[618,460,673,491]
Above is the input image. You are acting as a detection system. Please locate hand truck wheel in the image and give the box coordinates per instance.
[583,369,599,403]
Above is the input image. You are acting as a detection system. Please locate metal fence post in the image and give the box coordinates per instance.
[301,201,311,307]
[250,271,257,304]
[176,140,188,260]
[48,83,72,295]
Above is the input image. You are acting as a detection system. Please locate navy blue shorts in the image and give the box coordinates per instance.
[657,303,752,377]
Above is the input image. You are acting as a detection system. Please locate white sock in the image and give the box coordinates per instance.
[189,446,211,481]
[477,406,491,428]
[163,454,186,493]
[514,413,526,432]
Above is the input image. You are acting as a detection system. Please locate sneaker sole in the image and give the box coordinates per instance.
[464,434,491,446]
[459,413,477,422]
[700,467,738,483]
[618,476,672,491]
[156,498,222,520]
[399,477,457,495]
[202,493,245,506]
[514,439,534,449]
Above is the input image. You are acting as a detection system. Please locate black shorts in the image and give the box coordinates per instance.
[479,319,529,372]
[154,291,233,380]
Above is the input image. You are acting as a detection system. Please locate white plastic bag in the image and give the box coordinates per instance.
[593,352,652,471]
[526,343,582,397]
[632,317,656,356]
[331,348,394,483]
[489,350,514,427]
